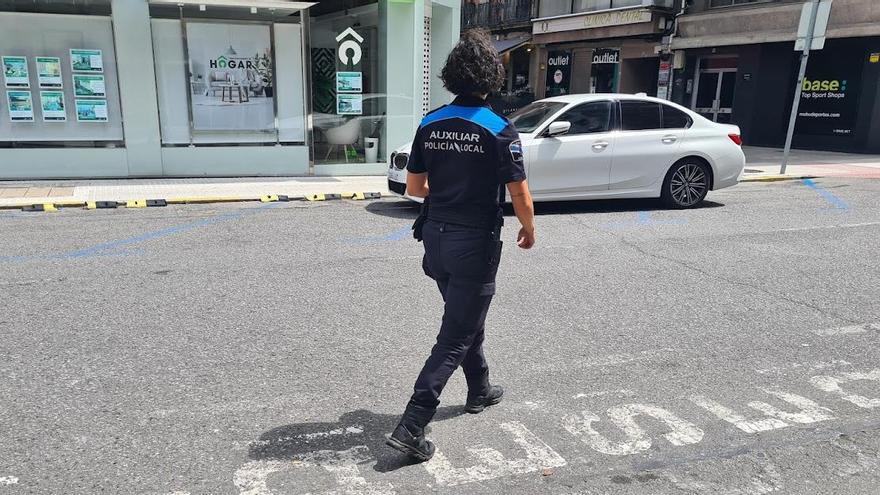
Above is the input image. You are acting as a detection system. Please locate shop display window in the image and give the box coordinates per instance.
[309,3,388,164]
[0,6,123,146]
[150,4,305,145]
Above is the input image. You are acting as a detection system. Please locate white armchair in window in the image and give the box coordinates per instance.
[323,118,361,163]
[206,70,230,96]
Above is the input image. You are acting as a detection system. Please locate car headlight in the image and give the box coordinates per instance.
[392,152,409,170]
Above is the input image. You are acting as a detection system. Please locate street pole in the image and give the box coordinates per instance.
[781,0,821,174]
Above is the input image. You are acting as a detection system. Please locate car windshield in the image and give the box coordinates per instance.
[508,101,567,133]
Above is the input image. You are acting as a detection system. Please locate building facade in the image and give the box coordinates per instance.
[529,0,678,99]
[0,0,460,179]
[670,0,880,153]
[462,0,536,114]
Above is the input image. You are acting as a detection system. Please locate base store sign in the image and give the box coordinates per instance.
[796,49,863,137]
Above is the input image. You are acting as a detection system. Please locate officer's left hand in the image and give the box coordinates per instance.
[517,227,535,249]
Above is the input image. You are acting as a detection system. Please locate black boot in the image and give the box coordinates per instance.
[465,384,504,414]
[386,402,436,461]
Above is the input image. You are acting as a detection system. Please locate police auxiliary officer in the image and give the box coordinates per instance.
[386,30,536,461]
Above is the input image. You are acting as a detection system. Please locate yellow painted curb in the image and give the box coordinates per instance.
[165,196,257,204]
[42,204,58,212]
[2,191,382,211]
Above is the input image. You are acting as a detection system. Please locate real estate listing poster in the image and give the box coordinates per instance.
[6,90,34,121]
[40,91,66,122]
[70,49,103,73]
[336,93,362,115]
[336,72,362,93]
[185,22,274,132]
[37,57,63,88]
[75,98,108,122]
[3,56,29,88]
[73,74,106,98]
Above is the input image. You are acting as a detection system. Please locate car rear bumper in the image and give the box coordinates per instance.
[716,148,746,190]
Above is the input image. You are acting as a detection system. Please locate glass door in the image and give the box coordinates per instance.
[694,69,736,122]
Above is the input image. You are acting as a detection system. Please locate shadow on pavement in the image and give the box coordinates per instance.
[366,197,725,220]
[529,198,724,215]
[249,406,466,473]
[365,200,421,220]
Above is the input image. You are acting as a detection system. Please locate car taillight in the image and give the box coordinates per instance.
[728,134,743,146]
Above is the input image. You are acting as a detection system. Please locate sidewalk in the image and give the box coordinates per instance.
[0,176,389,208]
[2,147,879,208]
[740,146,880,181]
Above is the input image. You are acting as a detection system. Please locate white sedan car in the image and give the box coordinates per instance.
[387,94,745,208]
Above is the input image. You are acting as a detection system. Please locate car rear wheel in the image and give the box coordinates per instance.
[661,160,711,208]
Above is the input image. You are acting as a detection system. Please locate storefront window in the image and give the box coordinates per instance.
[149,4,305,145]
[591,48,620,93]
[0,1,123,147]
[309,3,387,164]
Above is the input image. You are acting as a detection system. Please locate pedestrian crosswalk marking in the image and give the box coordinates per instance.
[563,404,703,456]
[423,422,566,487]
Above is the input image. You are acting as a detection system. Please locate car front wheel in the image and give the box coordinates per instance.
[661,160,711,208]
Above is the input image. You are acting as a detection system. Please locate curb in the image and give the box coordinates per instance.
[0,192,383,212]
[740,175,816,183]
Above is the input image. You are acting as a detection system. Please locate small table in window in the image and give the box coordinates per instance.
[219,82,249,104]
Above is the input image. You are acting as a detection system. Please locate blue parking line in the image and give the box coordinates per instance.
[0,203,280,263]
[801,178,850,210]
[344,226,411,244]
[604,211,687,230]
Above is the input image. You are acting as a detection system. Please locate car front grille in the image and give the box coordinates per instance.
[388,180,406,195]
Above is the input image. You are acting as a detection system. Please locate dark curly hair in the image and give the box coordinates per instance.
[440,29,505,96]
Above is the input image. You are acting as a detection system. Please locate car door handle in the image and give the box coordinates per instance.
[661,135,678,144]
[592,141,609,151]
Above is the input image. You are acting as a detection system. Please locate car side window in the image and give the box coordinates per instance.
[620,101,662,131]
[661,104,692,129]
[553,101,612,135]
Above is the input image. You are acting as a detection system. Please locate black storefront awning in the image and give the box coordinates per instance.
[492,35,531,55]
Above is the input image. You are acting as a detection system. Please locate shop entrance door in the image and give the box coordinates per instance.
[693,58,737,123]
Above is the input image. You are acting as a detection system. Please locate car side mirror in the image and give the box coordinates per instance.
[546,121,571,137]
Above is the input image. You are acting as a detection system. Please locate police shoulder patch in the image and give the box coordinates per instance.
[509,140,524,162]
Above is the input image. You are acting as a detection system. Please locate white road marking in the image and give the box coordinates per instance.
[573,389,635,399]
[747,389,835,424]
[563,404,703,456]
[811,369,880,409]
[691,395,788,433]
[754,360,851,375]
[233,445,394,495]
[773,222,880,233]
[423,421,566,487]
[0,476,18,486]
[812,323,880,337]
[248,426,365,447]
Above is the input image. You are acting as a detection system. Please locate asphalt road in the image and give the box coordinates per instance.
[1,177,879,495]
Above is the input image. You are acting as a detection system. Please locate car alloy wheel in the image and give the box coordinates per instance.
[668,162,709,208]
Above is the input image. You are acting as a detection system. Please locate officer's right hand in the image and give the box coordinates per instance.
[517,227,535,249]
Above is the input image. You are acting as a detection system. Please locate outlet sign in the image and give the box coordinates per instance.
[545,51,572,97]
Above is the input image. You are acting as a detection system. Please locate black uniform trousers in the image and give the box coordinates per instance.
[410,219,499,412]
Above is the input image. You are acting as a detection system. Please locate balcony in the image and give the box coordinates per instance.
[462,0,535,30]
[535,0,674,19]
